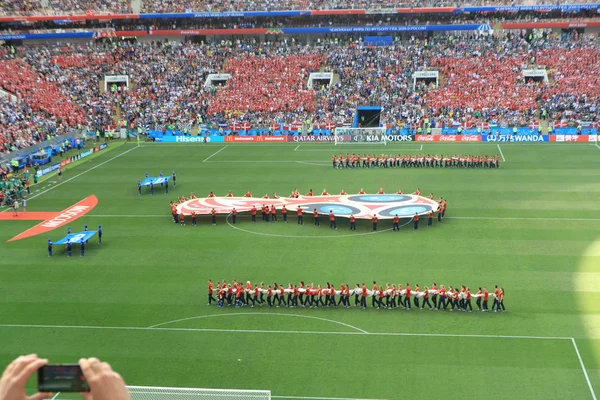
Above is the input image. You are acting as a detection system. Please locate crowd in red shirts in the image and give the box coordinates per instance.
[208,280,506,312]
[208,52,323,116]
[0,59,85,126]
[423,33,600,128]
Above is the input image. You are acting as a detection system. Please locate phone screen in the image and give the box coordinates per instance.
[38,364,90,393]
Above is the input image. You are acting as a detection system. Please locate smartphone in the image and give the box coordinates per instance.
[38,364,90,393]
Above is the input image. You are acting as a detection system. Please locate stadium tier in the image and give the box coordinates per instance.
[2,0,600,14]
[3,33,599,155]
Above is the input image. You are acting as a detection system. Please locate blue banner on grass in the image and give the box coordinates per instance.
[54,231,97,245]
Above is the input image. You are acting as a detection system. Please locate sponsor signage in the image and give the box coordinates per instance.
[287,135,337,142]
[58,145,104,168]
[225,136,288,142]
[350,134,415,142]
[263,136,287,142]
[550,135,597,143]
[158,135,224,143]
[80,149,93,159]
[482,135,548,142]
[36,163,60,178]
[225,136,261,142]
[416,135,481,142]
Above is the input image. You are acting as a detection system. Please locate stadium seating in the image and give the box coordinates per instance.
[2,0,600,15]
[2,33,600,154]
[0,59,85,125]
[207,53,323,122]
[139,0,600,13]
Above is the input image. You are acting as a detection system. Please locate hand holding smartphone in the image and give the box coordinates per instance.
[38,364,90,393]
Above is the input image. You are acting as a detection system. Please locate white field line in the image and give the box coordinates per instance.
[202,145,228,162]
[293,146,423,152]
[0,145,139,213]
[571,338,598,400]
[126,392,384,400]
[0,323,573,341]
[272,397,387,400]
[147,312,368,334]
[497,144,506,162]
[447,216,600,222]
[295,161,331,167]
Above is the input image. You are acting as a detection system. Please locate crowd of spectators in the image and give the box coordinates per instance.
[2,0,600,16]
[5,12,600,36]
[139,0,600,13]
[2,30,600,154]
[46,0,132,14]
[0,58,85,125]
[0,0,130,15]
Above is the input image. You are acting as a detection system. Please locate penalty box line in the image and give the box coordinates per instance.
[572,338,598,400]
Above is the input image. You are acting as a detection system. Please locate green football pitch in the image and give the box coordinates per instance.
[0,141,599,400]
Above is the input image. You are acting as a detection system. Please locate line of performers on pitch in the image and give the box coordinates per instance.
[207,280,506,313]
[332,154,500,169]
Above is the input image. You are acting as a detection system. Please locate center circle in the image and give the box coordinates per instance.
[224,214,396,239]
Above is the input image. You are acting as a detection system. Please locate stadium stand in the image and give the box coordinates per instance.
[1,27,599,152]
[138,0,600,13]
[0,58,84,125]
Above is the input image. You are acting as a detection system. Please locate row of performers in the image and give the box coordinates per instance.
[176,187,439,201]
[207,280,506,313]
[332,154,500,169]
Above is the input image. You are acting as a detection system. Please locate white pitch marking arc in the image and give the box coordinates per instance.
[224,213,409,239]
[148,312,369,334]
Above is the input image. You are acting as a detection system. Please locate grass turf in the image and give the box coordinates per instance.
[0,141,599,399]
